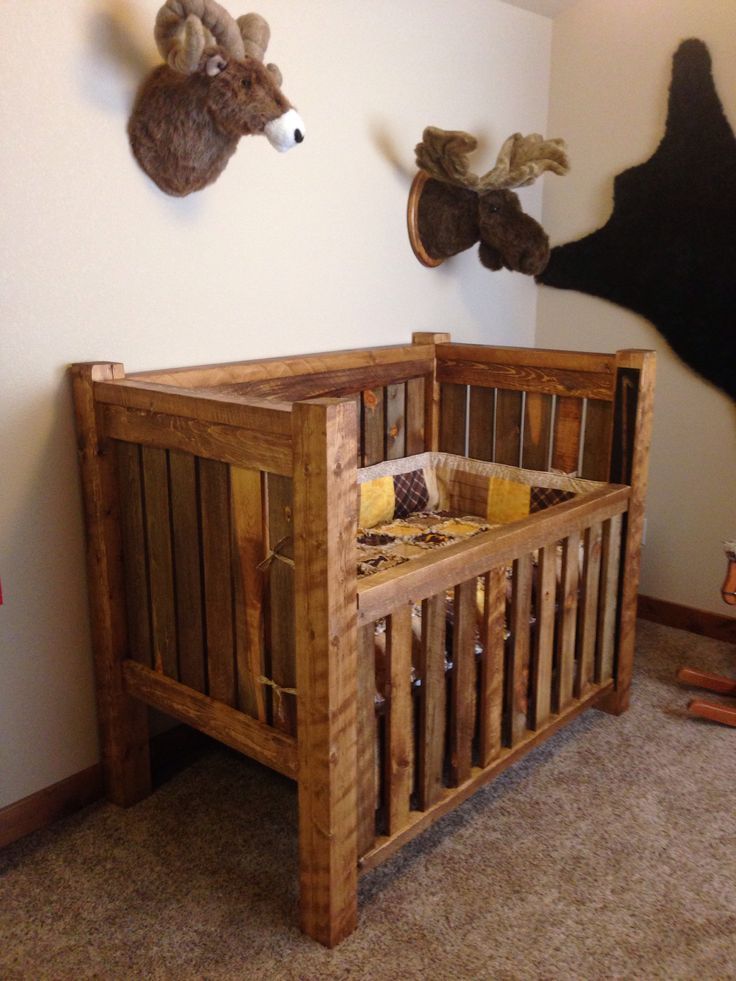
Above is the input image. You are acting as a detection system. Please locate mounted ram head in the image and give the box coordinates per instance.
[128,0,304,196]
[408,127,569,275]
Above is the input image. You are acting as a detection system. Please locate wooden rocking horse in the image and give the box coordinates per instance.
[676,541,736,726]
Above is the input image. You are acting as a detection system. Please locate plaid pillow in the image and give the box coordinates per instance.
[530,486,575,513]
[393,469,430,518]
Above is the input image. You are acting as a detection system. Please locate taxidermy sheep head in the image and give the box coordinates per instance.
[408,127,569,275]
[128,0,305,196]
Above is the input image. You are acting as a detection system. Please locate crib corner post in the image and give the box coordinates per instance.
[69,362,152,807]
[412,332,452,452]
[292,397,359,947]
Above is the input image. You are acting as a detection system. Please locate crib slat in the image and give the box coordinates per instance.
[169,450,205,692]
[386,383,406,460]
[385,606,414,834]
[439,383,467,454]
[506,555,532,745]
[576,523,603,698]
[530,545,556,729]
[556,531,580,711]
[581,399,614,481]
[115,441,152,667]
[552,397,583,474]
[597,514,623,682]
[266,474,297,733]
[231,466,267,721]
[478,566,506,766]
[494,390,523,466]
[522,392,553,471]
[405,377,426,454]
[357,622,377,855]
[449,579,476,785]
[199,458,235,705]
[467,386,495,461]
[362,388,385,465]
[141,446,177,678]
[416,593,447,809]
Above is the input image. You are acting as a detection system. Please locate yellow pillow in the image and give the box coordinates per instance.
[486,477,531,524]
[359,476,395,528]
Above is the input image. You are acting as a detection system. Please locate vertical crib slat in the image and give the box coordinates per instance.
[405,377,426,454]
[495,390,522,466]
[522,392,553,471]
[597,514,623,682]
[506,555,532,745]
[362,388,385,465]
[169,450,205,692]
[468,386,495,461]
[416,593,446,809]
[576,523,603,698]
[231,466,267,721]
[267,474,296,733]
[449,579,476,785]
[530,545,556,729]
[357,622,377,855]
[199,458,235,705]
[141,446,177,678]
[581,399,614,481]
[478,566,506,766]
[439,383,467,454]
[115,441,152,667]
[386,383,406,460]
[386,606,414,834]
[552,397,583,474]
[556,531,580,711]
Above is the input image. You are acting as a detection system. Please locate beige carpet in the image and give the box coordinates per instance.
[1,620,735,980]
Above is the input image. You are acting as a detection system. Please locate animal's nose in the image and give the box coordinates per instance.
[295,129,304,144]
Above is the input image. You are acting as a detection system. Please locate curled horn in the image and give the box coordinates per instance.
[476,133,570,192]
[155,0,245,74]
[415,127,481,190]
[238,12,283,87]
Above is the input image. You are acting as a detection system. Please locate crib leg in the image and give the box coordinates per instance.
[292,399,359,947]
[70,363,151,806]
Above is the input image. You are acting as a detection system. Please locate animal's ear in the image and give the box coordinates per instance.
[205,54,228,77]
[266,63,283,87]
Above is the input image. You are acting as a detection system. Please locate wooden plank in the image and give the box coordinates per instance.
[199,458,236,706]
[530,545,556,729]
[358,486,630,626]
[467,386,495,461]
[551,396,583,474]
[413,333,451,453]
[506,555,532,746]
[449,579,476,785]
[494,390,522,466]
[478,566,506,766]
[416,593,447,809]
[556,531,580,712]
[168,450,205,692]
[385,605,414,834]
[357,623,377,857]
[229,361,431,404]
[69,363,151,807]
[115,441,152,667]
[292,398,359,948]
[439,383,467,455]
[362,388,385,466]
[597,514,622,683]
[123,660,297,780]
[358,680,615,875]
[581,398,614,481]
[266,474,297,734]
[101,403,292,476]
[231,466,267,721]
[405,377,426,455]
[522,391,553,471]
[141,447,177,678]
[385,383,406,460]
[576,523,603,698]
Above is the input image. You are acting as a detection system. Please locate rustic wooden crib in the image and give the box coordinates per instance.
[70,333,654,947]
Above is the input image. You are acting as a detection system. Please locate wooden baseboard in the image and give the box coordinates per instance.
[0,725,214,851]
[637,594,736,644]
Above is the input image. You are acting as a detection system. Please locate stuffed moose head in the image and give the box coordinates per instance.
[409,127,569,275]
[128,0,304,196]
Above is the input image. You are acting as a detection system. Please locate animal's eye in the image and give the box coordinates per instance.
[242,77,252,90]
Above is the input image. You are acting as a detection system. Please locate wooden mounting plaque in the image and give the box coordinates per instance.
[407,170,444,268]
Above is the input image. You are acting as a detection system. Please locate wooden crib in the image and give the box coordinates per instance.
[70,333,654,946]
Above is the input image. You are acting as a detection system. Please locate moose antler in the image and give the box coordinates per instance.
[155,0,245,73]
[415,126,569,193]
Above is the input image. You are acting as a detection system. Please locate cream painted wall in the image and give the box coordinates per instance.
[538,0,736,616]
[0,1,551,809]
